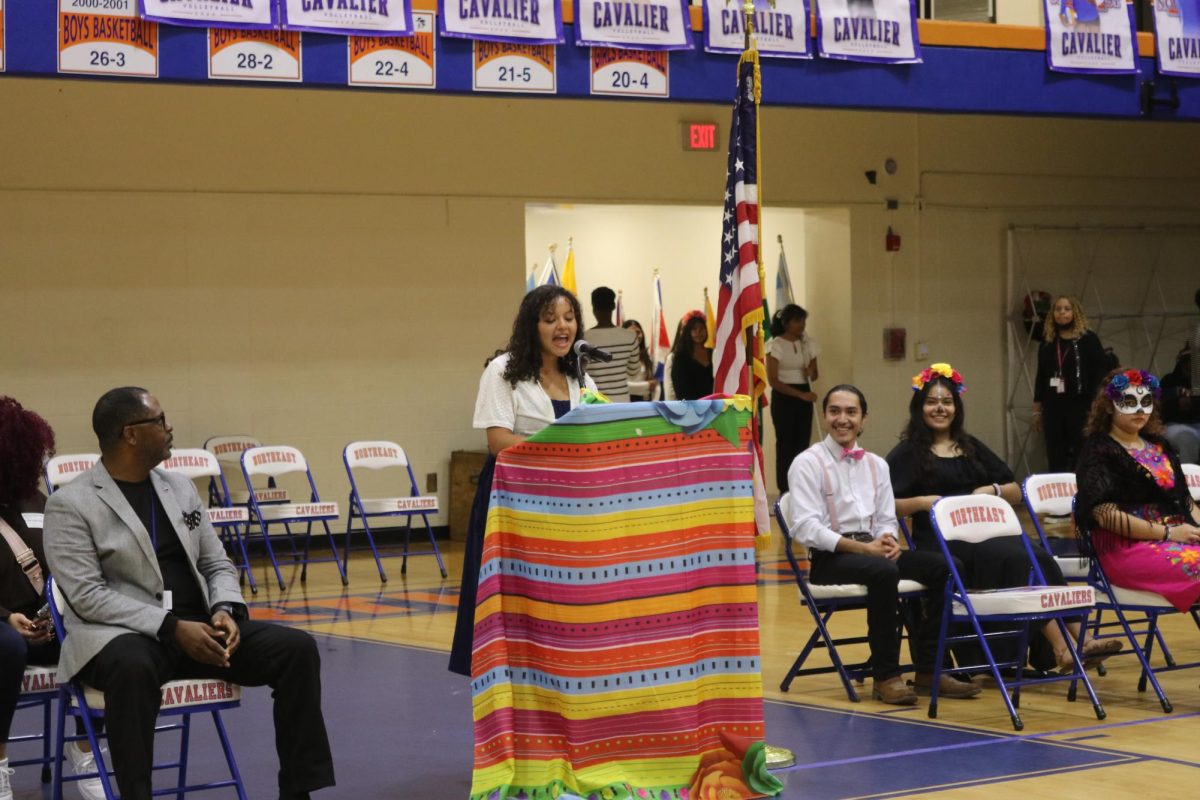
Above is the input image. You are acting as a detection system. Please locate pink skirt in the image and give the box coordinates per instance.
[1095,526,1200,613]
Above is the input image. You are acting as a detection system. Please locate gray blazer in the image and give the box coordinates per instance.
[43,460,243,681]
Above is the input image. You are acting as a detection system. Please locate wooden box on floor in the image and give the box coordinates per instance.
[449,449,488,542]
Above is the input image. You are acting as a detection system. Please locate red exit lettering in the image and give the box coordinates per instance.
[683,123,717,151]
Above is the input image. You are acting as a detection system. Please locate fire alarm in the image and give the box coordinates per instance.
[886,226,901,252]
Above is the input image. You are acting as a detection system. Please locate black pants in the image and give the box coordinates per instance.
[770,384,813,493]
[0,617,60,742]
[1042,395,1091,472]
[77,621,334,800]
[809,548,952,680]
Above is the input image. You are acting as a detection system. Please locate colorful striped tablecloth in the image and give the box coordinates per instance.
[470,399,772,800]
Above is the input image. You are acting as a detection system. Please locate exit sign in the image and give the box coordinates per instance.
[683,122,718,151]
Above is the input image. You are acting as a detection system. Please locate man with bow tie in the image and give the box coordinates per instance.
[784,385,980,705]
[44,387,334,800]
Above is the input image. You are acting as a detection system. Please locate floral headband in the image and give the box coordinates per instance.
[912,363,966,394]
[1103,369,1161,401]
[680,309,706,326]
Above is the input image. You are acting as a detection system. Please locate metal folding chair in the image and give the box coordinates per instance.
[203,436,291,508]
[160,449,257,595]
[928,495,1104,730]
[774,494,926,702]
[46,578,246,800]
[11,665,57,786]
[43,455,99,495]
[1022,473,1088,580]
[1184,463,1200,501]
[240,446,346,588]
[342,441,447,582]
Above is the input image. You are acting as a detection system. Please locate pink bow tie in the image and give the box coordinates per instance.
[841,448,866,461]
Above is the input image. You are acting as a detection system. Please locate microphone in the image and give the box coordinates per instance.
[573,340,613,362]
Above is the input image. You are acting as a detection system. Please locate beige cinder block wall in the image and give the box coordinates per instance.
[2,77,1199,517]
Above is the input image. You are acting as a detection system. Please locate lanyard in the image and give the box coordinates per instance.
[149,491,158,549]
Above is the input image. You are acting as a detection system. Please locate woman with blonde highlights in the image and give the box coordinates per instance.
[1032,295,1106,471]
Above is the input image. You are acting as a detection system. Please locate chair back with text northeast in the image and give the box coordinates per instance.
[43,455,100,495]
[1022,473,1088,580]
[1183,463,1200,501]
[774,494,926,702]
[928,495,1104,730]
[343,441,447,582]
[46,578,246,800]
[241,446,346,588]
[204,436,291,507]
[160,449,257,595]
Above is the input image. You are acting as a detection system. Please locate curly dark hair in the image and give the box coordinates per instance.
[899,376,982,485]
[1082,368,1165,438]
[623,319,654,375]
[501,285,583,386]
[0,396,56,505]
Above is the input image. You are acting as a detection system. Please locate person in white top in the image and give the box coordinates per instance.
[786,385,980,705]
[622,320,658,401]
[768,305,820,493]
[450,286,598,676]
[583,287,640,402]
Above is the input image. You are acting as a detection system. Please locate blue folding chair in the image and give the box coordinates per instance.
[343,441,447,582]
[774,494,926,702]
[46,578,246,800]
[160,449,257,595]
[204,436,292,509]
[928,495,1104,730]
[43,454,99,495]
[10,666,57,785]
[241,445,346,588]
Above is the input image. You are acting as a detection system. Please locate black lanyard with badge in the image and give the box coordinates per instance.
[1050,337,1081,395]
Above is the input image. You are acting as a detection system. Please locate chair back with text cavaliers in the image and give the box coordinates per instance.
[43,455,100,495]
[1183,463,1200,502]
[46,578,246,800]
[160,448,256,595]
[241,445,346,589]
[343,441,447,582]
[774,494,927,702]
[1022,473,1088,580]
[928,494,1104,731]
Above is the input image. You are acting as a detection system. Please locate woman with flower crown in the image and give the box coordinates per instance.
[1075,369,1200,612]
[887,364,1120,673]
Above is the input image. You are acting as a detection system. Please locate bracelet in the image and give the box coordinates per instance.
[993,483,1001,496]
[1163,525,1171,542]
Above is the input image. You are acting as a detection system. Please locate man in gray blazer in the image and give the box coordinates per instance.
[44,387,334,800]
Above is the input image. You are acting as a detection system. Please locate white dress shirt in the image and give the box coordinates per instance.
[473,352,598,436]
[785,434,899,553]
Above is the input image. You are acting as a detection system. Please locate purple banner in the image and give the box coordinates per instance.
[281,0,413,37]
[139,0,279,30]
[439,0,564,45]
[816,0,922,64]
[575,0,694,52]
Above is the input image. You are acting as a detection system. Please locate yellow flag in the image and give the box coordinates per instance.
[562,238,577,296]
[704,287,716,349]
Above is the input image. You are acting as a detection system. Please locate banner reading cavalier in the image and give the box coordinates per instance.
[575,0,693,51]
[139,0,278,29]
[60,0,159,77]
[704,0,811,59]
[816,0,921,64]
[283,0,413,36]
[439,0,563,44]
[1152,0,1200,77]
[1042,0,1137,73]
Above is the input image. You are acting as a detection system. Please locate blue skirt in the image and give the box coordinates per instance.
[447,454,497,676]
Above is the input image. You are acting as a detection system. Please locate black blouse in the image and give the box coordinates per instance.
[671,353,714,401]
[1033,330,1105,403]
[1074,432,1194,542]
[0,502,47,620]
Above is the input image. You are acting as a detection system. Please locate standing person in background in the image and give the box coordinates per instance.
[1190,290,1200,396]
[450,286,598,676]
[622,320,658,401]
[767,304,820,493]
[583,286,640,402]
[666,311,713,401]
[1032,295,1106,472]
[1162,345,1200,464]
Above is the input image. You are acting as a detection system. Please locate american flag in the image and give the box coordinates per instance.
[712,58,765,397]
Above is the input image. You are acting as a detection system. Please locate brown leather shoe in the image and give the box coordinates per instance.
[871,675,918,705]
[913,672,982,699]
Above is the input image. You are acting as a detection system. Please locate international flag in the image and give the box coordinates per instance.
[776,240,795,316]
[651,272,670,398]
[615,290,624,326]
[712,56,765,397]
[540,250,559,287]
[561,238,577,295]
[526,264,537,292]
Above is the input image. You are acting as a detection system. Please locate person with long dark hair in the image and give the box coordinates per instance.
[449,286,598,676]
[767,304,820,493]
[622,319,658,401]
[1032,295,1105,471]
[665,311,712,401]
[886,364,1119,673]
[1075,369,1200,612]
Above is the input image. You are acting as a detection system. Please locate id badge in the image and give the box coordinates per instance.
[162,590,173,611]
[1050,376,1064,394]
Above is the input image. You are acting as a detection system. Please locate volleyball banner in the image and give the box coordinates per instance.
[816,0,921,64]
[1042,0,1137,73]
[1151,0,1200,77]
[59,0,159,77]
[574,0,694,51]
[348,11,435,87]
[139,0,278,30]
[704,0,812,59]
[439,0,563,44]
[282,0,413,36]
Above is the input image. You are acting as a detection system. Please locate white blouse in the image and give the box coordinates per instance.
[768,334,820,384]
[473,352,598,436]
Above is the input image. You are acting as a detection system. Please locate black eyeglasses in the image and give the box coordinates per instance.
[124,413,167,430]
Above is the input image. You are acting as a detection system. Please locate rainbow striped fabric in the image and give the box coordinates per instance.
[470,399,769,800]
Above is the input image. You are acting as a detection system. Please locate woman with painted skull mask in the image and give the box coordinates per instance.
[1075,369,1200,612]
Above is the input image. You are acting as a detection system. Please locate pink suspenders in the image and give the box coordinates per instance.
[817,446,877,536]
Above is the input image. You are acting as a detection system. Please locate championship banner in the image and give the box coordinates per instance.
[348,11,436,87]
[1042,0,1137,73]
[59,0,159,78]
[282,0,413,36]
[816,0,921,64]
[575,0,694,51]
[139,0,278,29]
[472,40,556,90]
[439,0,563,44]
[208,28,302,81]
[590,46,668,96]
[704,0,812,59]
[1151,0,1200,77]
